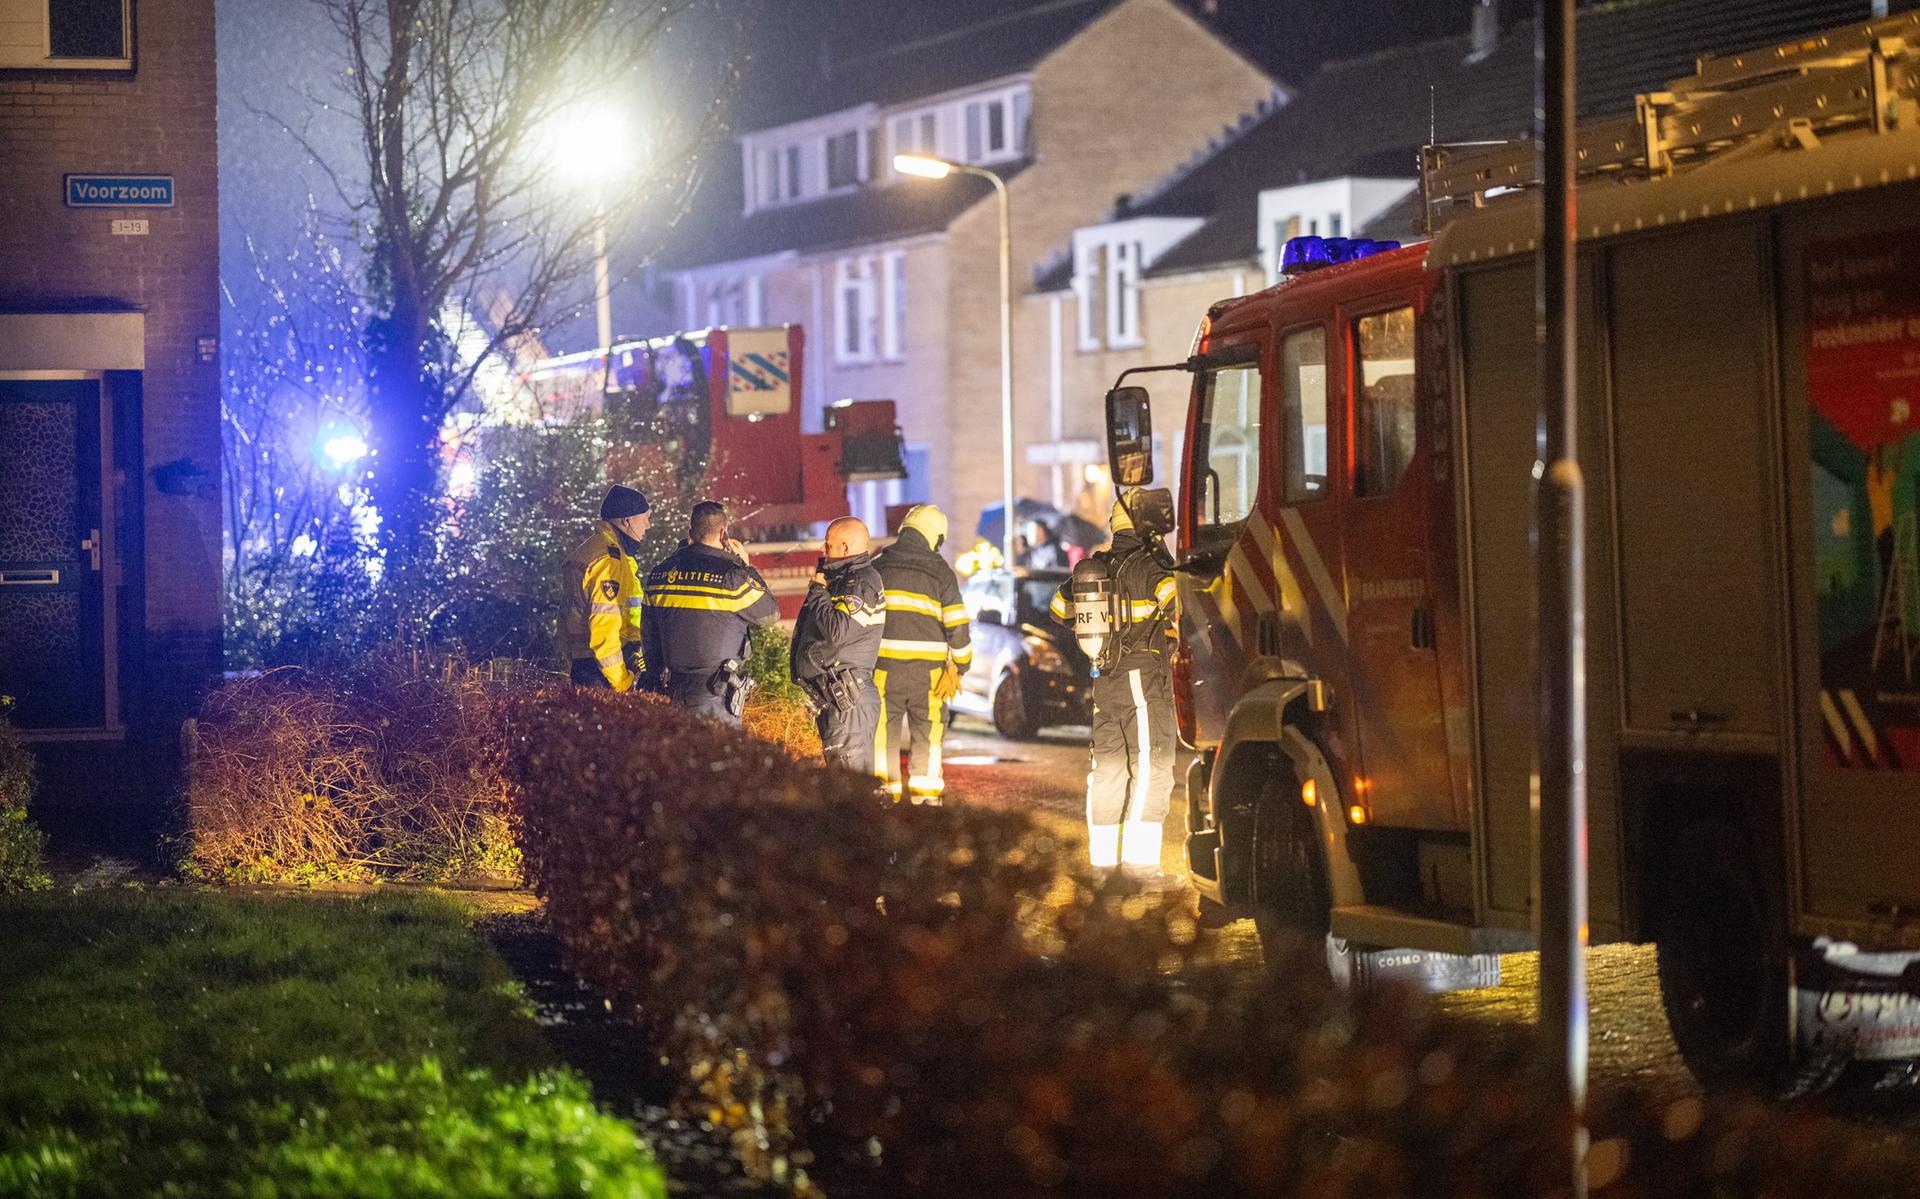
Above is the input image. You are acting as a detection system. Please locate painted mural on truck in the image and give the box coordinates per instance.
[1806,228,1920,769]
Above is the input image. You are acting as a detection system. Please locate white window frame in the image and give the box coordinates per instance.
[823,129,863,193]
[834,257,877,365]
[1107,240,1143,349]
[880,250,907,362]
[959,86,1026,165]
[1,0,133,70]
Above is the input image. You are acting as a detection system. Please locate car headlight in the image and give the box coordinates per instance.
[1026,641,1069,676]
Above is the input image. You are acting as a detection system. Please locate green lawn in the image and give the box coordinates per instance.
[0,891,664,1199]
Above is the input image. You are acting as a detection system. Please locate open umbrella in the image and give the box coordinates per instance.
[1051,513,1105,549]
[974,498,1063,549]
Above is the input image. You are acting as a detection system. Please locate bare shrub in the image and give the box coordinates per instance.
[185,661,517,884]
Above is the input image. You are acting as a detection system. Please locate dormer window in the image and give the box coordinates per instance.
[826,131,862,191]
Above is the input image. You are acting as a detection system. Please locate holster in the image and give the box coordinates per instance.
[710,658,753,718]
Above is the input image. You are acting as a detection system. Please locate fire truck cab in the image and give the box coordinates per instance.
[1112,12,1920,1094]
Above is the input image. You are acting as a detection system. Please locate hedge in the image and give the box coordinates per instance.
[513,686,1920,1199]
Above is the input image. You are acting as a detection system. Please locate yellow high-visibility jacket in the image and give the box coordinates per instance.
[559,521,645,690]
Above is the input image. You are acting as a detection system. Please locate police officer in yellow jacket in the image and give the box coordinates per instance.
[873,504,973,801]
[641,501,781,722]
[560,485,651,691]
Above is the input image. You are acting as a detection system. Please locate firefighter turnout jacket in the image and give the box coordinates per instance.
[873,526,972,797]
[559,521,646,691]
[1048,529,1177,671]
[641,541,781,683]
[874,527,973,673]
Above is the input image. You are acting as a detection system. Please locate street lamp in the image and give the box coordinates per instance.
[892,152,1017,569]
[542,102,631,350]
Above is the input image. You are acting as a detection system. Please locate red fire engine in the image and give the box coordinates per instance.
[522,325,906,618]
[1107,12,1920,1094]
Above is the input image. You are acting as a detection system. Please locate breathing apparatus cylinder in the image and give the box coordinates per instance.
[1067,558,1119,670]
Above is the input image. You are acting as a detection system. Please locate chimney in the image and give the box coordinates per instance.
[1466,0,1498,64]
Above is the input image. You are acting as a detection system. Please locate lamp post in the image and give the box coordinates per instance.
[893,153,1017,569]
[542,102,630,350]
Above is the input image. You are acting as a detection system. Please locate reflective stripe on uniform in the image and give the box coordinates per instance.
[648,586,768,613]
[883,590,943,618]
[878,637,951,661]
[1154,577,1176,606]
[596,649,625,670]
[1050,591,1068,619]
[848,607,888,626]
[589,602,621,615]
[941,604,969,628]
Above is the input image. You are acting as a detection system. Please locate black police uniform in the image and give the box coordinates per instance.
[873,527,973,799]
[790,551,887,770]
[1050,528,1178,869]
[641,541,781,722]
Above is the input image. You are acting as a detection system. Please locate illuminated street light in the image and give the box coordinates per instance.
[316,425,369,470]
[891,153,953,180]
[540,101,632,350]
[891,152,1017,569]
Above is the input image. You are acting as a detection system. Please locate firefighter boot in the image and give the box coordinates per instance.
[1120,819,1164,869]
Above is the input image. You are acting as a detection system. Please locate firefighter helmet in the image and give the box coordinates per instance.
[901,504,949,550]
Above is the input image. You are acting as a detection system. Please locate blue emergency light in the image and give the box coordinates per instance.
[1280,235,1401,276]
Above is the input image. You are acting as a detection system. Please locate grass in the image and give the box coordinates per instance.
[0,890,665,1199]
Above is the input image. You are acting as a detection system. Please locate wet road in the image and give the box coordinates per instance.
[942,716,1920,1135]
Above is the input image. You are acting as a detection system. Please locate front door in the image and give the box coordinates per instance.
[0,379,110,729]
[1339,301,1456,829]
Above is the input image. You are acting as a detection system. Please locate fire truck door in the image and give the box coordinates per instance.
[1341,304,1455,829]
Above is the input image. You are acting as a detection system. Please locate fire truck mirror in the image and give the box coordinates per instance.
[1105,386,1154,487]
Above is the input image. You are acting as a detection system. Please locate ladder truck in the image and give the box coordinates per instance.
[1103,11,1920,1094]
[521,325,907,619]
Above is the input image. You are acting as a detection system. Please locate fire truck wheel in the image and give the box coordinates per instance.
[991,669,1037,741]
[1250,768,1331,965]
[1655,819,1834,1098]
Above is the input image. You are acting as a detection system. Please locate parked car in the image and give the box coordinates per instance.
[952,568,1091,739]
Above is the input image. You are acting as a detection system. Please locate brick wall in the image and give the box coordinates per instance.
[0,0,222,731]
[941,0,1274,538]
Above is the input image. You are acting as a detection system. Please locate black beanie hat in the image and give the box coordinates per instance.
[600,485,651,520]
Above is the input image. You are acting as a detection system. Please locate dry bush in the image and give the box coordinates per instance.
[185,661,518,884]
[0,699,49,892]
[513,688,1920,1199]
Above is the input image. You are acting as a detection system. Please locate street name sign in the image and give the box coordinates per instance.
[65,175,174,208]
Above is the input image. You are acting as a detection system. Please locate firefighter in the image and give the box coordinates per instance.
[873,504,973,801]
[790,516,887,770]
[641,500,781,722]
[1050,490,1178,873]
[559,484,650,691]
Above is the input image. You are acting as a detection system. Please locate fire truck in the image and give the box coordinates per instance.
[1105,11,1920,1094]
[521,325,906,619]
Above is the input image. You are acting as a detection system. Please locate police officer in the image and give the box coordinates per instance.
[790,516,886,769]
[1050,491,1178,873]
[559,484,650,690]
[873,504,973,801]
[641,501,780,721]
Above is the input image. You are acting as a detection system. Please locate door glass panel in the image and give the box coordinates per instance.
[1355,306,1418,496]
[0,380,104,728]
[1280,327,1327,503]
[1190,359,1264,545]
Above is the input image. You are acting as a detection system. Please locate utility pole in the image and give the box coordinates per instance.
[1535,0,1589,1194]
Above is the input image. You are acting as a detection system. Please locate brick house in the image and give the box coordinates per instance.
[1024,0,1884,522]
[662,0,1277,544]
[0,0,221,746]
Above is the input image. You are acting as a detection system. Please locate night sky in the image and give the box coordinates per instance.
[214,0,1506,337]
